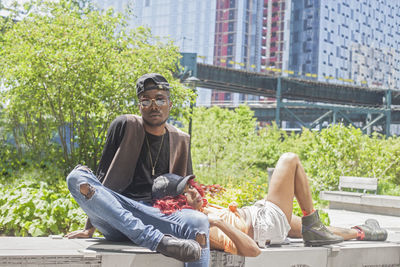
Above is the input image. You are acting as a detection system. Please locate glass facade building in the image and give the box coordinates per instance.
[93,0,217,104]
[93,0,400,94]
[261,0,287,71]
[288,0,400,89]
[212,0,263,104]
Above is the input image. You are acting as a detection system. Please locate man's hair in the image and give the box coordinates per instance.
[153,179,208,214]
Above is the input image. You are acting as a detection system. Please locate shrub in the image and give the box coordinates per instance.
[0,180,85,236]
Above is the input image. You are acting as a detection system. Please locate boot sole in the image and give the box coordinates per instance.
[304,239,343,247]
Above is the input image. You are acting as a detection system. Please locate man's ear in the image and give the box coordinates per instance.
[169,100,173,109]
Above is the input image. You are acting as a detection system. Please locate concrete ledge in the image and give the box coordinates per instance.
[1,237,400,267]
[320,191,400,216]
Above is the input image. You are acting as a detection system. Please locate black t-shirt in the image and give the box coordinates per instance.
[121,131,169,202]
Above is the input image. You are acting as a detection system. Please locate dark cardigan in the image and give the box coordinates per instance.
[85,114,192,229]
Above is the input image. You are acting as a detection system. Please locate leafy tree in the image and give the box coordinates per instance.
[0,0,191,172]
[190,105,265,185]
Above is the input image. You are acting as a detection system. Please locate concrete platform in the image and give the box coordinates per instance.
[320,190,400,216]
[1,237,399,267]
[1,209,400,267]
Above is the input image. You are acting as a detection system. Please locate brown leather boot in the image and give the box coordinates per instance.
[156,235,201,262]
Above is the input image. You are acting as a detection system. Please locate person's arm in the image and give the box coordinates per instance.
[207,214,261,257]
[96,115,127,183]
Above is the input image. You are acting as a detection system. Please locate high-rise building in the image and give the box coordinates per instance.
[212,0,263,104]
[95,0,216,63]
[128,0,217,65]
[260,0,287,71]
[213,0,261,70]
[287,0,400,89]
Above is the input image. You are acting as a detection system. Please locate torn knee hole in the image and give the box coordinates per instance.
[80,183,95,199]
[195,233,207,248]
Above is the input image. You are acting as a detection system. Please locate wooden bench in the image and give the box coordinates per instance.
[320,176,400,216]
[337,176,378,194]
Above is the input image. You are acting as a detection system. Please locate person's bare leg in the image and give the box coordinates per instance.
[288,215,302,238]
[327,226,357,240]
[266,152,313,221]
[267,153,344,246]
[292,156,314,215]
[287,215,357,240]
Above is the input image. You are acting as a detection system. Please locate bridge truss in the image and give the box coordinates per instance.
[194,63,400,135]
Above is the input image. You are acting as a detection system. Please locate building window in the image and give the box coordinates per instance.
[227,45,233,55]
[228,22,234,32]
[228,33,234,43]
[304,19,312,29]
[145,0,150,7]
[294,10,300,20]
[293,32,299,42]
[229,10,235,20]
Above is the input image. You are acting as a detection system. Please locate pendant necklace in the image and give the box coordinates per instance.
[145,132,165,176]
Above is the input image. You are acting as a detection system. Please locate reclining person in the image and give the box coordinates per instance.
[152,153,388,256]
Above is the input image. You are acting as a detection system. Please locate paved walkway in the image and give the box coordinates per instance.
[325,208,400,242]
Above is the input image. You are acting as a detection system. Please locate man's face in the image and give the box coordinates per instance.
[139,89,172,127]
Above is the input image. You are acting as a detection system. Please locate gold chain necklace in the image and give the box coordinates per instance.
[145,133,165,176]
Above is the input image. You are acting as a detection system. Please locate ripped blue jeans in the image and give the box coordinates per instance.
[66,166,210,267]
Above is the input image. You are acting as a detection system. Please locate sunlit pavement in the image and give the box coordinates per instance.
[325,208,400,242]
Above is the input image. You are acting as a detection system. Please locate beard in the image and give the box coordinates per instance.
[142,114,169,127]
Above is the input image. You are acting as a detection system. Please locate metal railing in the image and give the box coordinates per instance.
[195,100,276,108]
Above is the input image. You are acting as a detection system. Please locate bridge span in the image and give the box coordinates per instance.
[194,63,400,135]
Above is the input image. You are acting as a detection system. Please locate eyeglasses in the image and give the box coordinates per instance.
[139,98,168,107]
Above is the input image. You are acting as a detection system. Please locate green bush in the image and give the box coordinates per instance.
[205,178,268,208]
[191,106,400,198]
[0,179,85,236]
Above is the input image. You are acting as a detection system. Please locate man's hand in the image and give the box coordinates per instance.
[65,227,95,239]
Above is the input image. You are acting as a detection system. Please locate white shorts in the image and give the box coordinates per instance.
[243,200,291,247]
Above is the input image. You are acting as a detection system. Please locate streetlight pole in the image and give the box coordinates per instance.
[184,76,199,146]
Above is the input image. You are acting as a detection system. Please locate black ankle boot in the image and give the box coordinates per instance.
[352,218,388,241]
[302,210,344,246]
[156,235,201,262]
